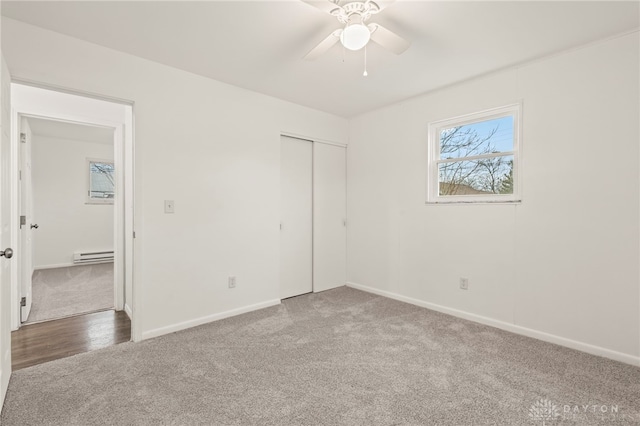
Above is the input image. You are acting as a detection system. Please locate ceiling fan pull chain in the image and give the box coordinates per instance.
[363,45,368,77]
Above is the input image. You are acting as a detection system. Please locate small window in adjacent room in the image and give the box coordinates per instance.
[87,159,115,204]
[427,104,521,204]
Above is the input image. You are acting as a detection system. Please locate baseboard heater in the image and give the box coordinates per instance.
[73,250,114,265]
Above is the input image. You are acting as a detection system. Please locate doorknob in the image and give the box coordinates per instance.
[0,248,13,259]
[31,224,39,229]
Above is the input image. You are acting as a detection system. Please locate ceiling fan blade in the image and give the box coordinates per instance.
[368,0,396,13]
[304,30,342,60]
[300,0,342,15]
[368,23,410,54]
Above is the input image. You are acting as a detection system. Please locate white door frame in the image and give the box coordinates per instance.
[9,84,136,339]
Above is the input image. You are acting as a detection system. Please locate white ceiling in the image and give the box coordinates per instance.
[26,117,114,145]
[3,1,638,117]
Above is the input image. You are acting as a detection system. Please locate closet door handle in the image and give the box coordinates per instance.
[0,248,13,259]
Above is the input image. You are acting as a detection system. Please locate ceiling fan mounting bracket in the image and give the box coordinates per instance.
[331,1,381,24]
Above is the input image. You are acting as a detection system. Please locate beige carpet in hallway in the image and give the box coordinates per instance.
[25,263,114,324]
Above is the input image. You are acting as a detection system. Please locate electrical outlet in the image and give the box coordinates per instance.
[460,278,469,290]
[228,276,236,288]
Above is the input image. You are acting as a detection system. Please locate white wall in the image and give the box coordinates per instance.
[347,33,640,364]
[1,18,349,339]
[31,133,114,268]
[7,17,635,365]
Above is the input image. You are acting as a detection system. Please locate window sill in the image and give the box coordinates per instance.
[426,199,521,205]
[86,200,114,205]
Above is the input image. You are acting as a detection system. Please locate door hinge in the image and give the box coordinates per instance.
[20,215,26,229]
[19,170,22,181]
[20,297,26,307]
[20,133,26,144]
[133,231,136,238]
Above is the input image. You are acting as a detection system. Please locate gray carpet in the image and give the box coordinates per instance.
[25,263,114,324]
[3,287,639,425]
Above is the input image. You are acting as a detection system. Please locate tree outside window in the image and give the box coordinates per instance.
[428,104,521,203]
[88,159,115,204]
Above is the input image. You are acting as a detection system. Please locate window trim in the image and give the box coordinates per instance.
[427,103,522,204]
[86,158,115,205]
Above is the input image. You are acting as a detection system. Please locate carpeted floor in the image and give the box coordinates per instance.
[3,287,639,425]
[25,263,114,324]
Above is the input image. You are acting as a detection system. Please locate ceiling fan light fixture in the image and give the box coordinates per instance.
[340,23,370,51]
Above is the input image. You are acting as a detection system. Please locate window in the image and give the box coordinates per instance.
[427,104,521,203]
[87,159,115,204]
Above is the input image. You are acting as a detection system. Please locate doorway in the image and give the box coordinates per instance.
[8,83,135,366]
[19,116,117,324]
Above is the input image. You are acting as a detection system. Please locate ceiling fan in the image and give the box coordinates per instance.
[302,0,410,61]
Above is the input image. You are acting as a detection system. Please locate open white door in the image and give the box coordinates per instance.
[280,135,313,299]
[18,117,33,322]
[0,55,14,405]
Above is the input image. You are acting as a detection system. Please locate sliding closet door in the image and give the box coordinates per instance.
[313,143,346,293]
[280,136,313,299]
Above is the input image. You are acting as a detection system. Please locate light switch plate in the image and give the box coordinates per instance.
[460,277,469,290]
[164,200,175,214]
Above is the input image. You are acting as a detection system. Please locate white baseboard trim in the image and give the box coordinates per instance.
[34,263,75,270]
[347,282,640,367]
[124,303,132,319]
[141,299,282,341]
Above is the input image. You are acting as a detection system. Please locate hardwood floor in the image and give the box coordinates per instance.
[11,309,131,371]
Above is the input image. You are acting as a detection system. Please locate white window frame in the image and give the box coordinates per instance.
[86,158,115,205]
[427,103,522,204]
